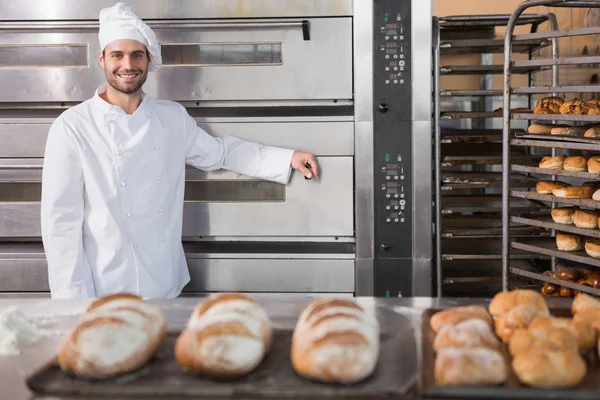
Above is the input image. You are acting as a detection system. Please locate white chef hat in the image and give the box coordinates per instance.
[98,2,162,71]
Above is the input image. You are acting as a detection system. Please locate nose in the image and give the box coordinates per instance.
[121,55,134,70]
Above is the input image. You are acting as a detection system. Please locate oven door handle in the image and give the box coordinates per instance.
[0,20,312,41]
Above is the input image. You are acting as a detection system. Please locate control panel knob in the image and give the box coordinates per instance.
[380,242,391,251]
[378,103,388,113]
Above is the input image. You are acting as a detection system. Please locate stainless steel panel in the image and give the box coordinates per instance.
[0,259,49,291]
[0,123,49,157]
[0,0,353,20]
[184,258,354,293]
[411,0,432,123]
[0,44,88,68]
[353,0,374,296]
[0,18,353,102]
[0,157,353,237]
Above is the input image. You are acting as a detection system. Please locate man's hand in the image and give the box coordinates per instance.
[291,151,319,180]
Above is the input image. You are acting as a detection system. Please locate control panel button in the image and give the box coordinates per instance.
[386,206,391,210]
[400,199,406,206]
[386,194,391,199]
[394,194,399,198]
[386,218,391,223]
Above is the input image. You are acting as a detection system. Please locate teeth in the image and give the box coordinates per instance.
[119,74,137,78]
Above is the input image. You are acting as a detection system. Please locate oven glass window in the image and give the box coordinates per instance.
[0,44,88,68]
[161,43,282,66]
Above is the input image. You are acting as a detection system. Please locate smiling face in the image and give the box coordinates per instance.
[99,39,149,95]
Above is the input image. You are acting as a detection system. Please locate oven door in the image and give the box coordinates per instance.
[0,17,352,103]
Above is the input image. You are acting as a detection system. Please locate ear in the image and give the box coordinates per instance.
[98,50,104,67]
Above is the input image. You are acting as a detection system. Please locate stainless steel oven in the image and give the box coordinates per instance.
[0,0,432,297]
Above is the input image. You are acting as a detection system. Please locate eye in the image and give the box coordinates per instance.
[112,54,122,59]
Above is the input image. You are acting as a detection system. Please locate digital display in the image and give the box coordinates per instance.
[389,61,398,67]
[386,164,398,169]
[387,188,398,194]
[391,212,398,218]
[389,74,397,79]
[387,170,398,175]
[386,49,397,54]
[386,42,397,48]
[390,200,398,206]
[386,30,396,35]
[387,182,398,188]
[386,23,397,29]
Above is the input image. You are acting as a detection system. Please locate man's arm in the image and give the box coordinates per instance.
[40,117,96,299]
[180,107,318,183]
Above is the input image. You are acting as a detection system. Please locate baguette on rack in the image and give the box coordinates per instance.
[290,298,380,384]
[57,293,167,378]
[174,293,272,377]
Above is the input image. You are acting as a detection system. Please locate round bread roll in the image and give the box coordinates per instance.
[584,239,600,258]
[539,155,566,169]
[536,181,568,194]
[556,233,583,252]
[528,123,553,134]
[551,207,574,225]
[563,156,588,172]
[552,186,594,199]
[560,286,575,298]
[556,267,581,282]
[541,282,561,297]
[586,272,600,289]
[584,127,600,137]
[550,126,587,136]
[587,156,600,174]
[593,188,600,201]
[573,209,599,229]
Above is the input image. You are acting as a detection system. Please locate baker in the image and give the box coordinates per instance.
[40,2,319,299]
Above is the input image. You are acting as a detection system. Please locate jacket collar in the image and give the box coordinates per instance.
[93,83,152,119]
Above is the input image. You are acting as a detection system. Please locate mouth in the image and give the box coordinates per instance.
[117,72,140,81]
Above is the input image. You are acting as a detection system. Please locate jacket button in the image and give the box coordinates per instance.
[121,182,126,187]
[126,213,132,217]
[132,244,137,248]
[159,238,164,243]
[156,176,161,181]
[155,146,160,150]
[158,209,163,213]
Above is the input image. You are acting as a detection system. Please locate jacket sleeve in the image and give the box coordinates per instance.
[180,107,294,185]
[40,117,96,299]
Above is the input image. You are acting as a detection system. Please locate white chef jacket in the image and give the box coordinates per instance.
[41,83,294,299]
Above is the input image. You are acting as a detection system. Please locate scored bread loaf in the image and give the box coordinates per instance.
[528,123,553,134]
[174,293,272,377]
[572,292,600,314]
[585,127,600,138]
[512,349,587,388]
[508,326,579,357]
[433,318,500,352]
[534,96,564,114]
[551,126,587,136]
[494,304,550,343]
[434,347,508,386]
[488,289,549,319]
[58,293,167,378]
[290,298,380,384]
[584,239,600,258]
[429,305,493,333]
[527,316,596,352]
[560,99,589,115]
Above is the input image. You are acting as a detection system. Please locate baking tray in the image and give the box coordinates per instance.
[512,238,600,268]
[511,164,600,181]
[26,323,417,398]
[511,190,600,210]
[442,195,547,214]
[420,307,600,399]
[439,38,551,54]
[439,14,548,28]
[440,64,549,75]
[442,216,547,238]
[511,216,600,239]
[513,113,600,123]
[440,89,504,97]
[442,155,539,167]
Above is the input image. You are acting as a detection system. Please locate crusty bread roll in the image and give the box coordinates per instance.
[494,304,550,343]
[556,267,582,282]
[563,156,588,172]
[585,271,600,289]
[588,106,600,116]
[560,98,589,115]
[541,281,561,297]
[584,127,600,137]
[512,349,587,388]
[551,207,574,224]
[536,180,568,194]
[539,155,566,169]
[588,100,600,107]
[551,125,587,136]
[528,123,553,134]
[488,289,549,319]
[584,239,600,258]
[433,318,500,352]
[552,185,594,199]
[573,209,599,229]
[290,298,380,384]
[434,347,508,386]
[534,96,564,114]
[508,326,579,357]
[429,305,492,333]
[587,155,600,173]
[527,316,596,353]
[57,293,167,378]
[593,188,600,201]
[573,308,600,335]
[174,293,272,377]
[572,292,600,314]
[556,233,583,251]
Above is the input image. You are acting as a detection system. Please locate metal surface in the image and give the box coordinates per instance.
[440,130,504,143]
[513,55,600,67]
[440,64,549,75]
[442,195,546,214]
[433,18,442,298]
[515,25,600,41]
[512,238,600,268]
[511,189,600,210]
[512,164,600,180]
[440,38,551,55]
[440,89,504,97]
[441,111,504,119]
[512,137,600,150]
[513,85,600,93]
[512,216,600,239]
[443,238,546,260]
[442,155,539,166]
[0,0,354,19]
[442,216,547,238]
[439,14,549,27]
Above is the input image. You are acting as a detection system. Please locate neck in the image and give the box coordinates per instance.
[100,84,142,115]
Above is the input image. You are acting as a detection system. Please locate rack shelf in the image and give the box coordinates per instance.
[512,113,600,122]
[440,90,504,97]
[511,138,600,151]
[513,55,600,68]
[511,190,600,210]
[511,164,600,180]
[441,64,549,75]
[512,216,600,239]
[441,38,551,54]
[443,194,547,214]
[510,267,600,297]
[512,85,600,94]
[514,25,600,41]
[512,238,600,268]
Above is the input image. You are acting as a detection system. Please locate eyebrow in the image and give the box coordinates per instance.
[109,50,146,55]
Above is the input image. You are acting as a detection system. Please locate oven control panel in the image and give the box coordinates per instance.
[373,0,413,297]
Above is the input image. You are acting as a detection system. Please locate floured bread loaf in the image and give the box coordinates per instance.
[508,325,579,357]
[512,348,587,388]
[434,347,508,386]
[290,298,380,384]
[488,289,548,319]
[58,293,167,378]
[494,304,550,343]
[174,293,272,377]
[527,316,596,352]
[433,318,500,352]
[429,305,493,333]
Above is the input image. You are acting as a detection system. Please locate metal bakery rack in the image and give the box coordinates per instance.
[502,0,600,297]
[434,12,557,297]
